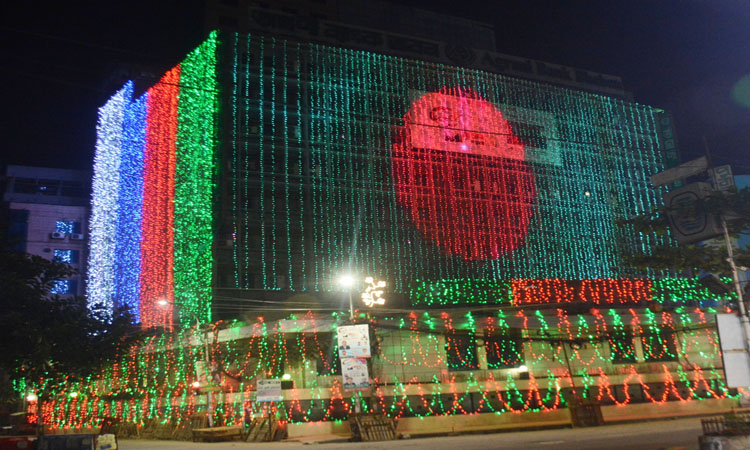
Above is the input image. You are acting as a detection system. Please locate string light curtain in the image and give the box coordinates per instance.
[92,30,668,320]
[90,33,218,327]
[228,32,666,294]
[88,83,131,317]
[114,93,147,318]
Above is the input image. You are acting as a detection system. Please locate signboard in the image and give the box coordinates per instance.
[716,314,750,387]
[341,357,370,391]
[655,111,681,175]
[663,182,722,244]
[337,324,371,358]
[710,165,735,191]
[650,156,707,187]
[256,379,283,402]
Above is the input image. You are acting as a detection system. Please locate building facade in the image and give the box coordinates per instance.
[88,29,683,327]
[3,165,90,297]
[70,7,740,437]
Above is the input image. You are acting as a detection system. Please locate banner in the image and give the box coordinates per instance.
[342,357,370,391]
[337,324,371,358]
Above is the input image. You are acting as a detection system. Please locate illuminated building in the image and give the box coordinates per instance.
[72,7,737,437]
[88,29,682,324]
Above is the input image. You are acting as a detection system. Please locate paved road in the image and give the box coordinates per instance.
[119,417,703,449]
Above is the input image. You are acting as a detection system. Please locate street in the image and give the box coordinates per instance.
[119,416,704,449]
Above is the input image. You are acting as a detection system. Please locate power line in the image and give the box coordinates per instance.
[0,26,154,59]
[4,69,104,93]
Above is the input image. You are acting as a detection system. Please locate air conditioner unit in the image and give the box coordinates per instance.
[70,233,84,241]
[50,232,66,240]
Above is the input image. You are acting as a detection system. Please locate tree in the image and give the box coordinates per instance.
[621,186,750,276]
[0,246,136,430]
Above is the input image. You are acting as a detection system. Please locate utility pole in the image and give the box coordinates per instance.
[721,217,750,350]
[704,137,750,351]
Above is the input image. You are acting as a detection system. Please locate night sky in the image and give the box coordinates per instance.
[2,0,749,173]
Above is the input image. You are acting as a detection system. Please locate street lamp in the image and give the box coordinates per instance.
[158,299,213,427]
[338,274,356,321]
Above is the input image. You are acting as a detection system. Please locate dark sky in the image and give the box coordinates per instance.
[2,0,749,173]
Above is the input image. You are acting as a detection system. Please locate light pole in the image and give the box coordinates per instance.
[337,274,362,414]
[157,299,213,427]
[338,274,356,321]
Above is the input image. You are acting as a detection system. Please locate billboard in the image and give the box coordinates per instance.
[663,182,722,244]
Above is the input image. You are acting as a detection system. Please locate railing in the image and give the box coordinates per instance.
[702,413,750,436]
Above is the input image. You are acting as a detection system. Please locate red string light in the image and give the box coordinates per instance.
[392,87,535,260]
[140,67,180,329]
[512,278,654,306]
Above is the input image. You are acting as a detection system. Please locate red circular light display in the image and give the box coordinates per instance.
[392,88,536,260]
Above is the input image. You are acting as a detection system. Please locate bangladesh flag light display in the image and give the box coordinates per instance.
[225,33,667,293]
[89,31,707,327]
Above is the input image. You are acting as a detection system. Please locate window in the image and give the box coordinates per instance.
[53,249,79,264]
[485,330,523,369]
[55,221,81,234]
[13,178,37,194]
[50,279,77,295]
[315,350,341,376]
[38,179,60,195]
[609,328,636,363]
[508,121,547,149]
[61,181,86,198]
[8,209,29,252]
[445,333,479,371]
[309,333,341,375]
[641,327,678,362]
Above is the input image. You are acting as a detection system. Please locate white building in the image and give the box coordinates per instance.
[3,165,90,297]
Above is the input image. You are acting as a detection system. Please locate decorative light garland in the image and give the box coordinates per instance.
[226,32,666,293]
[88,83,131,316]
[173,34,218,324]
[141,65,180,329]
[25,308,732,430]
[410,277,736,306]
[114,93,147,317]
[89,33,218,326]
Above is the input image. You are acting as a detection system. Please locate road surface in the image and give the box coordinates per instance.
[119,416,703,449]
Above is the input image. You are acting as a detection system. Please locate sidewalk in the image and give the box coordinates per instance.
[117,416,706,449]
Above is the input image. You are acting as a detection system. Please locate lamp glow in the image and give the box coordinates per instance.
[338,274,355,288]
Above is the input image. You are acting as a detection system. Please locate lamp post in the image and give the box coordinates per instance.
[157,299,213,427]
[338,274,356,321]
